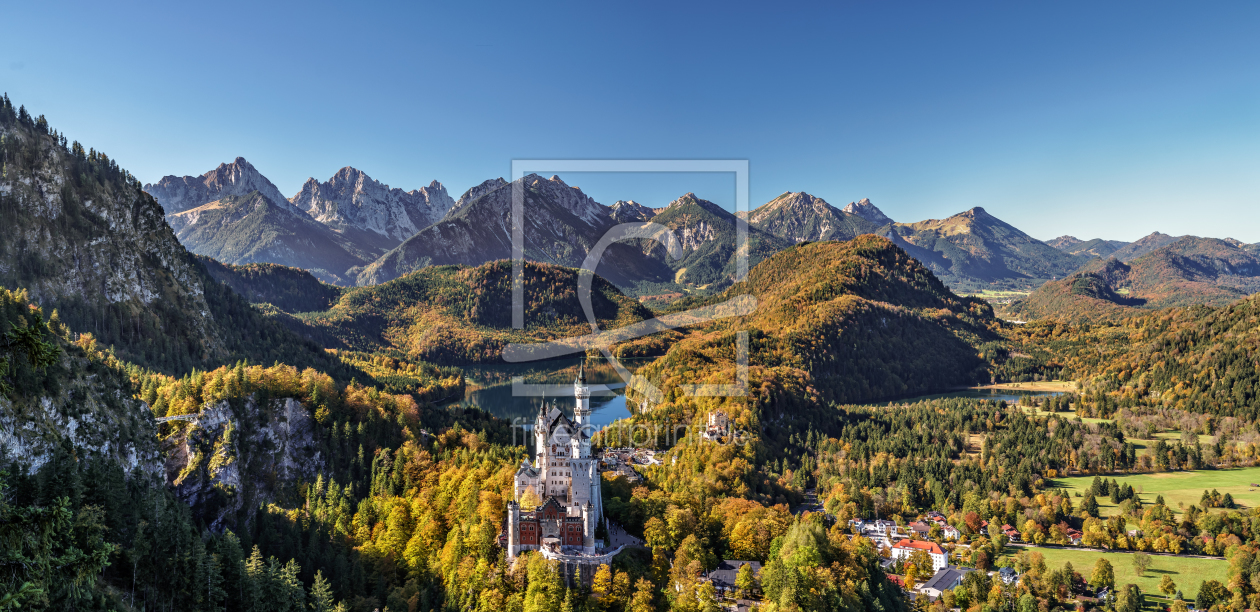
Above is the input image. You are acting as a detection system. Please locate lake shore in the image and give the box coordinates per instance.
[970,381,1076,392]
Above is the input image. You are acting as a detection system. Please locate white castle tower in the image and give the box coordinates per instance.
[573,362,591,457]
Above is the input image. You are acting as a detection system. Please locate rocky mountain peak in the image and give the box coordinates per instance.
[450,178,509,216]
[145,156,294,215]
[289,167,454,242]
[841,198,893,225]
[610,200,657,223]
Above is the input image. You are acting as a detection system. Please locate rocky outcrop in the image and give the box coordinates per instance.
[164,395,322,530]
[145,157,297,215]
[290,167,454,243]
[0,328,162,477]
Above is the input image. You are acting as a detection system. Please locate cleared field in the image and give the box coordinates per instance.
[975,381,1076,392]
[1052,467,1260,516]
[1004,546,1228,600]
[1025,408,1114,425]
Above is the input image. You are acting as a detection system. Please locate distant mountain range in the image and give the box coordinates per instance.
[1002,236,1260,321]
[144,159,455,284]
[144,158,1260,313]
[1045,236,1130,259]
[166,192,376,285]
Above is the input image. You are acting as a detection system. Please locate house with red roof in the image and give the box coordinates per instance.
[891,539,948,572]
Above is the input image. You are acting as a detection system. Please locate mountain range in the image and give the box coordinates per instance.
[144,158,1260,313]
[1002,236,1260,321]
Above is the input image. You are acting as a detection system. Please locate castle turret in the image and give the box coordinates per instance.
[507,500,521,559]
[534,399,549,468]
[582,501,596,554]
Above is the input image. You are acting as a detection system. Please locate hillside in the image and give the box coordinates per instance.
[168,191,373,285]
[1109,231,1185,261]
[298,259,656,364]
[879,207,1088,292]
[630,236,1005,408]
[1046,235,1129,259]
[1012,291,1260,421]
[0,97,358,378]
[1002,237,1260,321]
[197,256,343,313]
[748,191,879,243]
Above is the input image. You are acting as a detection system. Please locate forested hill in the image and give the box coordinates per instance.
[198,256,343,313]
[294,259,656,364]
[632,236,1006,411]
[0,96,356,379]
[1011,293,1260,421]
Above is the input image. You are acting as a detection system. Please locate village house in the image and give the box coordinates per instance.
[703,560,762,597]
[917,566,974,600]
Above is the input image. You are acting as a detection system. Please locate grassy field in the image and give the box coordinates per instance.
[1052,466,1260,516]
[1024,407,1114,425]
[976,381,1076,392]
[1004,545,1228,601]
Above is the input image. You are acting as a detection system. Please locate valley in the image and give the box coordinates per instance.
[4,94,1260,612]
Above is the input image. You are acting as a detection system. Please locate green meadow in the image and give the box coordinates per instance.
[1052,466,1260,516]
[1004,546,1228,602]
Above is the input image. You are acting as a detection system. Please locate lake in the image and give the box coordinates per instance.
[444,358,654,431]
[449,359,1066,428]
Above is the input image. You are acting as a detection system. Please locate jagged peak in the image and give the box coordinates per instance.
[841,198,893,225]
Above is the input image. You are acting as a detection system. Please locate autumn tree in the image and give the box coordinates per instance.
[1131,552,1151,577]
[1090,558,1114,591]
[628,578,655,612]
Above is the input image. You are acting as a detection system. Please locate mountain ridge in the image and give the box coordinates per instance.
[1002,236,1260,321]
[749,192,879,244]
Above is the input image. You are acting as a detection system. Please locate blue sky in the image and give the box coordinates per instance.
[3,1,1258,241]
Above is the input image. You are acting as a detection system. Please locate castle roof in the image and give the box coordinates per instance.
[514,459,538,478]
[538,402,589,441]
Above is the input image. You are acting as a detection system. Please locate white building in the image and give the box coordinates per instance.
[891,539,948,573]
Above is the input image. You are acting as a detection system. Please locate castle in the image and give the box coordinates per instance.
[504,364,622,579]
